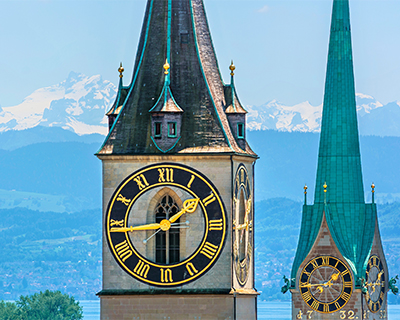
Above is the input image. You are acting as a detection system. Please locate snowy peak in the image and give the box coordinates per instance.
[0,72,116,136]
[248,94,400,136]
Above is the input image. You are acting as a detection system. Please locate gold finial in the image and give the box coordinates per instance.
[229,61,236,76]
[304,184,308,194]
[118,62,124,78]
[371,183,375,193]
[323,182,327,193]
[163,59,170,75]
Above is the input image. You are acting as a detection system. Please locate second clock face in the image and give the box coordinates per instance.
[299,256,353,313]
[365,255,385,312]
[105,163,227,287]
[233,164,253,286]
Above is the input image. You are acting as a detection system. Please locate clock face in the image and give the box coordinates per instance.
[299,256,353,313]
[105,163,227,287]
[365,255,385,312]
[233,164,252,286]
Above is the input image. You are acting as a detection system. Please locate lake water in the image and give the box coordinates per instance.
[80,300,400,319]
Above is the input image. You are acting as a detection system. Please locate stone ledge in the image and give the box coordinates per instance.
[97,288,232,296]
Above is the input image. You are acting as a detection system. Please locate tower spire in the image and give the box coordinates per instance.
[290,0,376,284]
[98,0,255,156]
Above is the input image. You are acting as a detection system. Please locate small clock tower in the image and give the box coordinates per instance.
[96,0,258,319]
[288,0,389,319]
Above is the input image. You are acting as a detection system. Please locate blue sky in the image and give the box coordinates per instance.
[0,0,399,108]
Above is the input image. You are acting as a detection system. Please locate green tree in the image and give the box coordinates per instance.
[0,290,83,320]
[0,301,18,320]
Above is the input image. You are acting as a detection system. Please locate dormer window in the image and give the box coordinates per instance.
[237,123,244,139]
[168,122,177,138]
[154,122,162,138]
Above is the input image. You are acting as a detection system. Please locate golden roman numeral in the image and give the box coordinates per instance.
[158,168,174,182]
[342,269,349,276]
[133,174,149,190]
[311,300,319,310]
[342,292,351,301]
[321,256,329,266]
[323,304,329,313]
[335,301,340,309]
[311,260,319,269]
[114,240,133,262]
[302,291,312,302]
[187,175,195,188]
[344,281,352,288]
[160,268,173,283]
[116,194,131,206]
[209,219,223,231]
[133,260,150,278]
[186,263,199,276]
[202,193,216,207]
[200,242,218,259]
[373,257,377,266]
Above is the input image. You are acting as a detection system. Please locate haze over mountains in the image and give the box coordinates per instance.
[1,73,400,303]
[1,72,400,137]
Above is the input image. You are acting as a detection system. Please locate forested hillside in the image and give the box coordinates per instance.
[1,200,399,302]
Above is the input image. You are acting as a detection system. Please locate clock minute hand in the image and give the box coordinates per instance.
[110,223,161,232]
[169,198,200,223]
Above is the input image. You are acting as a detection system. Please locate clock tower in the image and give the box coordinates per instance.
[96,0,258,319]
[288,0,389,319]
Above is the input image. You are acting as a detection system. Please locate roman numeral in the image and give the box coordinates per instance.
[158,168,174,182]
[133,174,149,190]
[311,260,319,269]
[209,219,223,231]
[311,300,319,310]
[202,193,216,207]
[335,301,341,309]
[344,281,352,288]
[200,242,218,259]
[321,256,329,266]
[187,175,195,188]
[186,263,199,276]
[342,291,351,301]
[323,304,329,313]
[302,291,312,302]
[342,269,349,276]
[133,260,150,278]
[114,240,133,262]
[116,194,131,206]
[160,269,173,283]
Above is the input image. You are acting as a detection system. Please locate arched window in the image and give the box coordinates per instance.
[155,195,180,264]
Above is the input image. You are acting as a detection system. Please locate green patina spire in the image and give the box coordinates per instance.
[291,0,376,286]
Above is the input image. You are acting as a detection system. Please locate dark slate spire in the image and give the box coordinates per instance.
[98,0,255,156]
[291,0,376,286]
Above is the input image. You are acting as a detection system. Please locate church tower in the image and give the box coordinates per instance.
[289,0,389,319]
[96,0,258,319]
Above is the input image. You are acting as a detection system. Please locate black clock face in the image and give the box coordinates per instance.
[233,164,252,286]
[365,255,385,312]
[299,256,353,313]
[105,163,227,287]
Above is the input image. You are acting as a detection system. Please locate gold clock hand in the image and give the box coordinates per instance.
[110,223,161,232]
[169,198,199,223]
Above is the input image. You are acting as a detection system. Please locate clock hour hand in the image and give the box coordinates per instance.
[110,222,161,232]
[168,198,199,223]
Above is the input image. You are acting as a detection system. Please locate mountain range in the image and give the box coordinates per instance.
[1,72,400,136]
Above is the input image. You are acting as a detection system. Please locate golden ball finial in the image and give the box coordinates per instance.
[118,62,124,78]
[164,59,170,75]
[229,61,235,76]
[304,184,308,194]
[323,182,328,193]
[371,183,375,193]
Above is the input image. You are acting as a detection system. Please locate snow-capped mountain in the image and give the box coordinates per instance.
[0,72,116,136]
[247,94,400,136]
[1,72,400,137]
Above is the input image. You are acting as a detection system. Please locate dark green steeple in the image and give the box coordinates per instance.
[97,0,255,157]
[291,0,376,286]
